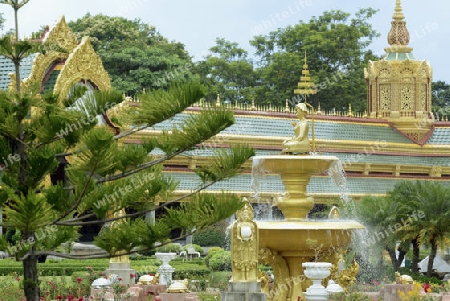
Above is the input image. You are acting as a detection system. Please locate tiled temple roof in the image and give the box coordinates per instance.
[151,148,450,167]
[148,111,450,146]
[166,171,450,197]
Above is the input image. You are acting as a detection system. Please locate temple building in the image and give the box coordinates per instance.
[120,0,450,206]
[0,2,449,210]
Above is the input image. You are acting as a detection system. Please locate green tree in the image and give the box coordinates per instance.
[431,81,450,119]
[388,180,422,274]
[355,195,407,272]
[194,38,258,105]
[68,14,197,96]
[396,181,450,277]
[0,81,254,301]
[250,9,380,111]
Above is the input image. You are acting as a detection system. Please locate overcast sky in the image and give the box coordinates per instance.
[0,0,448,82]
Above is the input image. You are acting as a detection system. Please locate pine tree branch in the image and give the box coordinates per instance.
[20,231,196,260]
[51,160,99,224]
[55,181,217,226]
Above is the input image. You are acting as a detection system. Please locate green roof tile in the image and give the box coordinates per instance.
[427,128,450,144]
[164,171,450,196]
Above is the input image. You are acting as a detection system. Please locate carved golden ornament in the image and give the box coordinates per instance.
[44,16,79,53]
[379,69,390,78]
[54,36,111,105]
[381,86,391,111]
[258,248,290,301]
[335,260,359,289]
[387,0,410,47]
[17,16,78,93]
[400,85,413,110]
[430,166,442,177]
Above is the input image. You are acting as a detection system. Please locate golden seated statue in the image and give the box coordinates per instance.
[282,103,310,154]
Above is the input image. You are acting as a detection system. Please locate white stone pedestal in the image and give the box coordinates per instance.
[156,252,177,285]
[221,282,267,301]
[105,262,136,285]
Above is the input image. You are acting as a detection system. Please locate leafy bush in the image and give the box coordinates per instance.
[182,244,204,255]
[193,220,229,247]
[205,247,223,268]
[208,250,231,271]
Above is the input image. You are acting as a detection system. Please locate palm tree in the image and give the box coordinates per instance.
[355,195,406,271]
[389,180,423,273]
[399,181,450,276]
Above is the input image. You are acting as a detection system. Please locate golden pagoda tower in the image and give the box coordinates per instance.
[294,52,317,100]
[364,0,433,144]
[294,52,318,151]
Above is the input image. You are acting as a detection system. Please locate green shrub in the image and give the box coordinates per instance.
[193,220,229,247]
[208,251,231,271]
[182,244,204,255]
[205,247,223,268]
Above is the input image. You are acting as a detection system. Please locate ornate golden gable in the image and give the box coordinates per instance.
[10,16,79,93]
[54,36,111,105]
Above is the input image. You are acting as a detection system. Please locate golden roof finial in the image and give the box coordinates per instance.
[294,52,316,98]
[348,103,354,117]
[393,0,405,21]
[386,0,412,53]
[316,102,322,115]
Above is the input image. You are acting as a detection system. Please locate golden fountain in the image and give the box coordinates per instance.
[250,55,364,301]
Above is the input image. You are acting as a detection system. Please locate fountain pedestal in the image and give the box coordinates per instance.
[302,262,331,301]
[156,252,177,285]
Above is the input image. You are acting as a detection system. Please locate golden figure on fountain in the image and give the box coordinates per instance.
[231,198,259,282]
[282,102,310,154]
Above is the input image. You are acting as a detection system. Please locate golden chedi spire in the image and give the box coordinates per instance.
[294,52,317,101]
[385,0,413,54]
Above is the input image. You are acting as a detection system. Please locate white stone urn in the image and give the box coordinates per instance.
[155,252,177,267]
[155,252,177,285]
[302,262,332,301]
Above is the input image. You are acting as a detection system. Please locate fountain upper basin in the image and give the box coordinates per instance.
[253,155,339,175]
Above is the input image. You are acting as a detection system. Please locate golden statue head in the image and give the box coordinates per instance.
[295,102,308,113]
[236,198,254,222]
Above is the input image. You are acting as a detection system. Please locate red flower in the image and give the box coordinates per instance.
[40,297,45,301]
[130,273,135,278]
[79,298,84,301]
[76,277,83,283]
[423,283,431,293]
[56,296,63,300]
[16,277,20,281]
[297,296,301,301]
[68,295,74,301]
[118,277,123,282]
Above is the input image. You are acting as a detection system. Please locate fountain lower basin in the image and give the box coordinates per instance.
[257,220,364,254]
